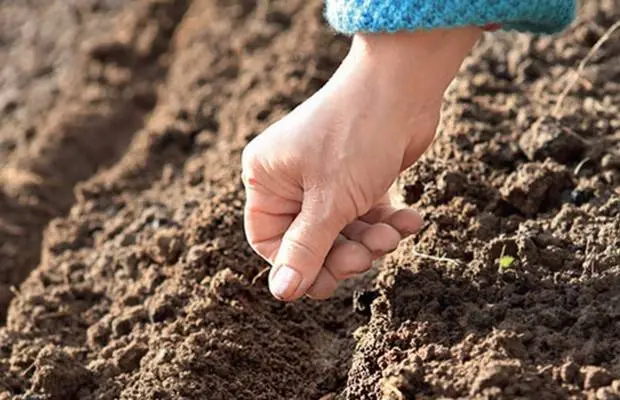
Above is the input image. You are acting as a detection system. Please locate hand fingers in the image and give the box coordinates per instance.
[244,187,298,263]
[306,235,373,299]
[270,199,347,301]
[245,182,422,302]
[304,268,338,300]
[324,235,373,280]
[361,206,423,237]
[305,211,419,300]
[342,220,401,256]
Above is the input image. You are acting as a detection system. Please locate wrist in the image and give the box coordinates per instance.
[345,27,482,97]
[324,27,481,156]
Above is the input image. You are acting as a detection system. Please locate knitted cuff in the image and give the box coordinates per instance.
[325,0,576,35]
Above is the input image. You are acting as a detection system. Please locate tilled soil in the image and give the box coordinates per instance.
[0,0,189,320]
[0,0,619,399]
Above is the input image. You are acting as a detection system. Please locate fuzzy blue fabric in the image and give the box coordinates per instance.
[325,0,576,35]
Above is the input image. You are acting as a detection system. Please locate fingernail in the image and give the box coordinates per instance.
[269,265,302,300]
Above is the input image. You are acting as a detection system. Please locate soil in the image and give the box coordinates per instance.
[0,0,619,399]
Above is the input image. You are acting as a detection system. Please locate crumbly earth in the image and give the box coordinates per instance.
[0,0,189,320]
[0,0,619,399]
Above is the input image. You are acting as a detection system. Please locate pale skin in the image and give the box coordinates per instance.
[242,27,482,301]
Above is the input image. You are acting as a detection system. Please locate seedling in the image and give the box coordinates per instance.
[497,244,517,271]
[499,255,516,270]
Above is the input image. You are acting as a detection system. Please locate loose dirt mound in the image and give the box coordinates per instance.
[0,0,189,320]
[0,0,619,399]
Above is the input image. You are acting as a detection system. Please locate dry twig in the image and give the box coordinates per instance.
[574,157,591,176]
[553,20,620,117]
[412,249,463,266]
[251,266,270,285]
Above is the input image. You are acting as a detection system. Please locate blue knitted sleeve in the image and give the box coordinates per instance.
[325,0,576,35]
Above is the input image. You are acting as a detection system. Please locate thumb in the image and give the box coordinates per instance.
[269,199,346,301]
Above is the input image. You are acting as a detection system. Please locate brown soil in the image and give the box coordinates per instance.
[0,0,619,399]
[0,0,190,320]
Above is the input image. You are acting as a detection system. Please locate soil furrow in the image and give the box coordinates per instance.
[0,0,191,323]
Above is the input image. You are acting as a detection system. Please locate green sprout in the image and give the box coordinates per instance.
[499,255,516,270]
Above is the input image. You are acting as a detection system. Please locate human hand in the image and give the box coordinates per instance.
[242,27,481,301]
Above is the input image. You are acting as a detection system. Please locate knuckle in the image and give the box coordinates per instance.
[314,174,372,225]
[241,142,262,187]
[241,142,258,171]
[247,238,277,265]
[306,188,354,228]
[283,235,321,264]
